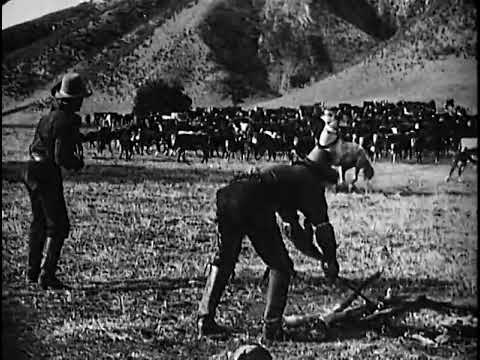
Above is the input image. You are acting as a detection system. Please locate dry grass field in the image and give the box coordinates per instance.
[2,118,477,359]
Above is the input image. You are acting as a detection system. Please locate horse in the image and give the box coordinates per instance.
[323,137,375,190]
[445,137,477,182]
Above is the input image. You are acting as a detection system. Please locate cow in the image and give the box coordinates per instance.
[118,127,136,160]
[81,130,100,149]
[224,133,248,161]
[385,131,412,164]
[137,127,162,155]
[208,129,227,158]
[248,130,284,161]
[410,130,446,164]
[171,130,210,163]
[93,127,115,157]
[370,131,387,162]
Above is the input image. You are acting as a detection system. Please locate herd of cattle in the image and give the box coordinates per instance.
[79,100,477,164]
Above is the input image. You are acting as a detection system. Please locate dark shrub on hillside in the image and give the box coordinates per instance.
[133,78,192,117]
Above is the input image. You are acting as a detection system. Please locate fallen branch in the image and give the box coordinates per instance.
[284,293,477,329]
[283,271,382,328]
[284,303,371,328]
[362,295,478,324]
[334,271,382,312]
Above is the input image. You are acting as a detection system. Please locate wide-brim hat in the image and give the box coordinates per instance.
[51,73,92,99]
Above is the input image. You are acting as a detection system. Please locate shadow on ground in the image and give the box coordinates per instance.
[332,185,474,197]
[3,161,474,197]
[2,271,476,352]
[2,161,235,185]
[4,272,473,303]
[2,298,49,359]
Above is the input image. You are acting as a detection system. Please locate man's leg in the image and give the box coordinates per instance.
[38,180,71,290]
[248,219,294,341]
[25,186,47,284]
[198,219,243,337]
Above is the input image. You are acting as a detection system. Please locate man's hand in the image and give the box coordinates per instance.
[72,155,84,172]
[322,259,339,285]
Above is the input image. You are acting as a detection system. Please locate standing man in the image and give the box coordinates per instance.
[23,73,91,290]
[197,143,340,342]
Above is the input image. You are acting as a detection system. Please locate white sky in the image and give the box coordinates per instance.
[2,0,86,30]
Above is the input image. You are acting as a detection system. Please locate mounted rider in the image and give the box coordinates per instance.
[197,132,341,341]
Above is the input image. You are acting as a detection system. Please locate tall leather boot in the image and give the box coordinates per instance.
[26,229,46,283]
[38,237,68,290]
[197,264,231,337]
[262,269,290,342]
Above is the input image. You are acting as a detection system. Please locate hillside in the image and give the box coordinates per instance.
[1,0,476,113]
[255,0,477,111]
[255,57,477,112]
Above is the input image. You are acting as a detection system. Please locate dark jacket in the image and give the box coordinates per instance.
[29,105,84,171]
[222,161,337,228]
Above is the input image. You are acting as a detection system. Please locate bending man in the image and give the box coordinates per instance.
[197,145,340,341]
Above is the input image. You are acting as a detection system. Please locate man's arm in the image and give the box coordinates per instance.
[54,121,84,170]
[54,137,84,170]
[279,210,324,261]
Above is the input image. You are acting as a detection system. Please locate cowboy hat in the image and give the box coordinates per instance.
[51,73,92,99]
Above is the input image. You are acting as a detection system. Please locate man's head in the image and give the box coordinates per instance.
[51,73,92,112]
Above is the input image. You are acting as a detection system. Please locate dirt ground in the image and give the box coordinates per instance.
[2,121,477,359]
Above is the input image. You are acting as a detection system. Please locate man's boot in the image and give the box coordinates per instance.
[26,229,46,284]
[197,264,231,337]
[38,237,68,290]
[262,269,290,342]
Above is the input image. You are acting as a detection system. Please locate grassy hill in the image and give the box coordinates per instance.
[255,0,477,111]
[1,0,476,114]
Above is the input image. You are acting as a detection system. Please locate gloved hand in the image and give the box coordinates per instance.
[322,259,339,285]
[71,155,84,172]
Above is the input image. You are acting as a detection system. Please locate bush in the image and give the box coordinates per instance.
[132,78,192,117]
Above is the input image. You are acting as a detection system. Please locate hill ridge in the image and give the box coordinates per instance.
[1,0,476,113]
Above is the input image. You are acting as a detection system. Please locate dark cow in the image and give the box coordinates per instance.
[370,131,388,162]
[96,127,115,156]
[385,131,412,164]
[248,130,283,161]
[137,127,162,155]
[118,127,136,160]
[225,134,248,161]
[208,129,227,158]
[81,130,99,149]
[171,130,210,163]
[410,130,446,164]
